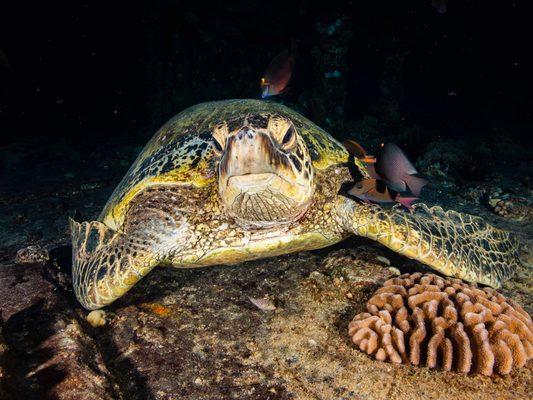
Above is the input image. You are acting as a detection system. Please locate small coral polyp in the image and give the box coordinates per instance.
[349,272,533,375]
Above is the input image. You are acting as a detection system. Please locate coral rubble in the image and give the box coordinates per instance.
[14,245,49,265]
[349,273,533,375]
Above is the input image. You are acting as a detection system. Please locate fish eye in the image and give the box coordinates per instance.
[356,183,363,189]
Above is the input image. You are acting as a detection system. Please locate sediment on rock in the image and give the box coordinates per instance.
[0,263,121,400]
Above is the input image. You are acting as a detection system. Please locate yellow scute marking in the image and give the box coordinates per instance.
[101,165,215,231]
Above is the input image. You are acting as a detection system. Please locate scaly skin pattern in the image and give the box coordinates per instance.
[70,99,521,310]
[130,167,351,268]
[70,166,351,310]
[335,200,521,288]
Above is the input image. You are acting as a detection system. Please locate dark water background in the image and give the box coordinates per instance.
[0,1,531,145]
[0,3,532,399]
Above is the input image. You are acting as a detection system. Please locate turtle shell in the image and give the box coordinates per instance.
[99,99,352,231]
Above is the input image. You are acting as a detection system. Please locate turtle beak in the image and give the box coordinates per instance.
[220,127,277,180]
[217,126,313,227]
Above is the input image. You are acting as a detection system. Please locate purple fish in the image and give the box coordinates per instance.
[373,143,428,197]
[349,178,419,210]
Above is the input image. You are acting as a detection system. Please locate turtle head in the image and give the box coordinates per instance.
[213,114,314,228]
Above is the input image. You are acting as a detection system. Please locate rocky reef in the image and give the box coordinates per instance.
[0,136,531,399]
[1,1,532,397]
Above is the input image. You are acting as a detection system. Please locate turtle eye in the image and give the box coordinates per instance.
[212,138,223,154]
[212,123,228,155]
[280,125,297,149]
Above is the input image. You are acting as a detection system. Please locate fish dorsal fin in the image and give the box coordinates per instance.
[342,139,367,159]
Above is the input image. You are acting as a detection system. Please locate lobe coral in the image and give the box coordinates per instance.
[348,273,533,375]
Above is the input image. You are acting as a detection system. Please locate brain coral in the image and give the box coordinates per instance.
[348,272,533,375]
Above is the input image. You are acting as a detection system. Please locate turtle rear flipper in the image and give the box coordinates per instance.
[339,201,520,287]
[70,218,160,310]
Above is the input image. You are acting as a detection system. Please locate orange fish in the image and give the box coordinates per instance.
[348,178,418,209]
[342,139,376,164]
[260,49,293,98]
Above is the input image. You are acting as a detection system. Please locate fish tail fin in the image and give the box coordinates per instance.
[404,175,428,197]
[397,196,418,210]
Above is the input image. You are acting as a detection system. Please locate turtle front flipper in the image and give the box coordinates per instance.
[338,200,521,288]
[70,219,163,309]
[70,195,193,309]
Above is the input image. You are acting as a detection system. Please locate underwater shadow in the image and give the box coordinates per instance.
[93,268,210,400]
[47,244,207,308]
[45,244,156,400]
[2,300,68,400]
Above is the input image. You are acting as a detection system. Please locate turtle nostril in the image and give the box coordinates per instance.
[237,127,254,140]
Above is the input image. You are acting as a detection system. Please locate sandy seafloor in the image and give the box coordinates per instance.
[0,137,531,400]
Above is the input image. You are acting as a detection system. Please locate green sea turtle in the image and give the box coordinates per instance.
[70,99,520,310]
